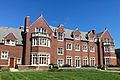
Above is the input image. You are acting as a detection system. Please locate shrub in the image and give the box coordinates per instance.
[49,64,58,69]
[82,65,90,67]
[107,65,120,67]
[62,64,71,67]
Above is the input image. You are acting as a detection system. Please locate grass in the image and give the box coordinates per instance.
[0,69,120,80]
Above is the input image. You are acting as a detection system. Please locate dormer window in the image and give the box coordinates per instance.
[36,28,40,32]
[74,35,80,40]
[104,38,110,43]
[90,35,94,41]
[6,40,10,44]
[4,33,17,46]
[35,27,46,34]
[58,32,63,40]
[42,28,46,34]
[5,40,16,46]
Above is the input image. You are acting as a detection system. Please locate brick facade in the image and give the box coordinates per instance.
[0,15,117,69]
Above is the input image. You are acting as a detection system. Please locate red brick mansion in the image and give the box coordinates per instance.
[0,15,117,69]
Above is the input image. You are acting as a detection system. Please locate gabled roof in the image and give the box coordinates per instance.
[5,33,17,40]
[0,26,23,45]
[49,25,88,40]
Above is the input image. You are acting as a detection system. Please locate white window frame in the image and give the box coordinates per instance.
[75,44,80,51]
[90,57,95,66]
[104,46,110,52]
[66,43,72,50]
[31,54,50,66]
[82,45,88,52]
[90,46,95,52]
[66,56,72,66]
[82,57,88,66]
[89,35,94,41]
[58,32,63,41]
[1,51,8,60]
[17,58,21,64]
[75,56,81,68]
[58,48,64,55]
[57,59,64,66]
[74,35,80,40]
[5,40,16,46]
[105,57,110,65]
[40,38,47,46]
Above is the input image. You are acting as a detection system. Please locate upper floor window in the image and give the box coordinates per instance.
[58,48,63,55]
[35,27,46,34]
[75,44,80,51]
[82,45,87,52]
[58,32,63,40]
[90,46,95,52]
[5,40,16,46]
[32,38,39,46]
[32,38,49,47]
[104,46,110,52]
[1,51,8,59]
[40,38,46,46]
[104,38,110,43]
[89,35,94,41]
[66,43,72,50]
[74,35,80,40]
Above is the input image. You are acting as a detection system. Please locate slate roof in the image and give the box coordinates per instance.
[0,26,23,45]
[49,25,88,41]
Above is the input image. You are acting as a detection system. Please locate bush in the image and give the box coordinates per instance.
[82,65,90,67]
[62,64,71,67]
[49,64,58,69]
[107,65,120,67]
[0,66,1,72]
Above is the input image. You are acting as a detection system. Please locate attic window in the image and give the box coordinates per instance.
[5,40,16,46]
[35,27,46,34]
[58,32,63,40]
[104,38,110,43]
[74,35,80,40]
[90,36,94,41]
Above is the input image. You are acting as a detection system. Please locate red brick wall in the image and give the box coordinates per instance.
[0,45,23,65]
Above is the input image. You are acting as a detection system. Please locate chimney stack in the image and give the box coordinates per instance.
[25,16,30,32]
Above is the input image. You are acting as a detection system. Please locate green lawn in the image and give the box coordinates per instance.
[0,70,120,80]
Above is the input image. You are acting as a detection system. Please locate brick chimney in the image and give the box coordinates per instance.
[25,16,30,32]
[23,16,31,65]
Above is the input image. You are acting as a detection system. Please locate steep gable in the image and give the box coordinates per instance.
[29,16,53,34]
[4,33,17,40]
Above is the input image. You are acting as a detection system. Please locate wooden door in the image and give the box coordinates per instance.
[10,58,14,68]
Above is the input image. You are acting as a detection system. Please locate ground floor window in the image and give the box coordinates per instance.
[90,57,95,66]
[83,57,88,66]
[58,59,63,66]
[39,55,47,64]
[75,57,81,67]
[31,53,50,65]
[17,58,21,64]
[106,58,110,65]
[1,51,8,59]
[66,57,72,66]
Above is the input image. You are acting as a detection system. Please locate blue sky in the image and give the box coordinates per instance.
[0,0,120,48]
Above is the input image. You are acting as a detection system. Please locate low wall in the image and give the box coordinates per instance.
[107,67,120,71]
[18,65,49,71]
